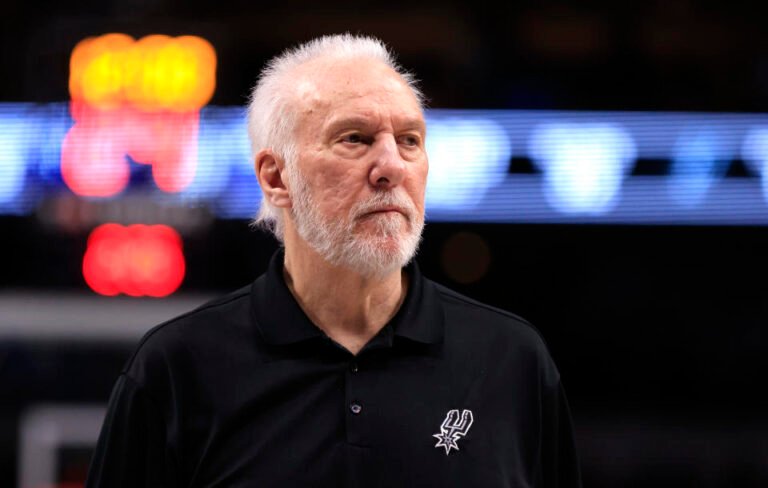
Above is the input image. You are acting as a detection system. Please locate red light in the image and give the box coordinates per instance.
[61,109,130,197]
[83,223,185,297]
[61,105,199,197]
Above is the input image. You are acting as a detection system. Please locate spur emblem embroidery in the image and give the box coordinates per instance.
[433,409,473,455]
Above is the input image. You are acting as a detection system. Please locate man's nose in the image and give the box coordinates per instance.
[369,136,406,189]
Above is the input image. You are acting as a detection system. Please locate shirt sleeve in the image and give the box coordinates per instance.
[86,373,176,488]
[537,379,582,488]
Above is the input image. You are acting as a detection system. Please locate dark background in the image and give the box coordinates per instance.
[3,1,768,486]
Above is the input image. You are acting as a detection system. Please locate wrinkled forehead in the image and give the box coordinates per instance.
[287,57,423,120]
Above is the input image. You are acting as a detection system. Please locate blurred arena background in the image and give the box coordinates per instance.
[2,1,768,486]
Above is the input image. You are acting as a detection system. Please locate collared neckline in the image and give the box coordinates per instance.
[250,250,444,348]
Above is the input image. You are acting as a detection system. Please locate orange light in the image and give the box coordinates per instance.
[83,223,185,297]
[70,34,216,111]
[63,33,214,197]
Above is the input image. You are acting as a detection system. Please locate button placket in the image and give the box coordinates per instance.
[348,362,362,415]
[344,356,371,445]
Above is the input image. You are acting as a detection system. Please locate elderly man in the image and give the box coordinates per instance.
[87,34,581,487]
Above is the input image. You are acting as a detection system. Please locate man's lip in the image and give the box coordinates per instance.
[370,207,402,213]
[361,207,407,217]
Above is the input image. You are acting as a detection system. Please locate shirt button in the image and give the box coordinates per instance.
[350,362,359,373]
[350,402,362,415]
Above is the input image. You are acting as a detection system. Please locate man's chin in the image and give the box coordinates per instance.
[353,231,409,252]
[334,236,412,276]
[355,220,410,241]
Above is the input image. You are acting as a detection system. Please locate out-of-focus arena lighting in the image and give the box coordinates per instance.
[191,107,263,218]
[0,109,27,208]
[6,104,768,225]
[529,123,636,214]
[83,223,185,297]
[425,116,512,209]
[670,129,729,207]
[183,107,251,200]
[69,33,216,111]
[741,128,768,203]
[62,34,216,197]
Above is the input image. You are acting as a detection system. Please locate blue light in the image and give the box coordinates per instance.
[3,103,768,225]
[425,115,512,210]
[213,175,262,220]
[669,129,729,207]
[31,103,73,185]
[176,106,262,218]
[181,107,249,201]
[528,123,636,215]
[0,106,29,211]
[741,127,768,203]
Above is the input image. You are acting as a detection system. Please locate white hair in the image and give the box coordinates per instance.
[247,33,424,242]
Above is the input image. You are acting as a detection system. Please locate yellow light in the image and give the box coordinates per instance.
[70,34,134,110]
[69,33,216,111]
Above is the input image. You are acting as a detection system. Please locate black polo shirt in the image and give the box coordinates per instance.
[86,251,581,487]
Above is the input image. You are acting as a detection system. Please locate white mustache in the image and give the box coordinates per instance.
[351,190,416,221]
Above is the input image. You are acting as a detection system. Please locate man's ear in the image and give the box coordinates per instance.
[255,149,292,208]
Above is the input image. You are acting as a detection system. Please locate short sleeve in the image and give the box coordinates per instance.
[86,374,175,488]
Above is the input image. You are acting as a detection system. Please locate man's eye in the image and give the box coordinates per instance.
[341,133,364,144]
[400,135,421,147]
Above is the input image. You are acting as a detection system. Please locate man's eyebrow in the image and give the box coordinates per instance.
[324,117,375,134]
[324,116,426,135]
[398,117,427,132]
[324,116,374,137]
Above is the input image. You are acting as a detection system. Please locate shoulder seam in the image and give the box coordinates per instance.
[123,287,251,371]
[434,284,552,349]
[435,285,531,324]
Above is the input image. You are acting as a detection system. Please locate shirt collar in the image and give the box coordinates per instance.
[250,250,445,347]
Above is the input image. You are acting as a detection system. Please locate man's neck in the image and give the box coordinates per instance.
[282,239,408,356]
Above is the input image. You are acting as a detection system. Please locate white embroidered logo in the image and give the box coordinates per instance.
[433,409,473,455]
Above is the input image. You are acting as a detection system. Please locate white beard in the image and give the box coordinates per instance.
[288,165,424,279]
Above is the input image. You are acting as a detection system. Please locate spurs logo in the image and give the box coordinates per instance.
[433,409,473,455]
